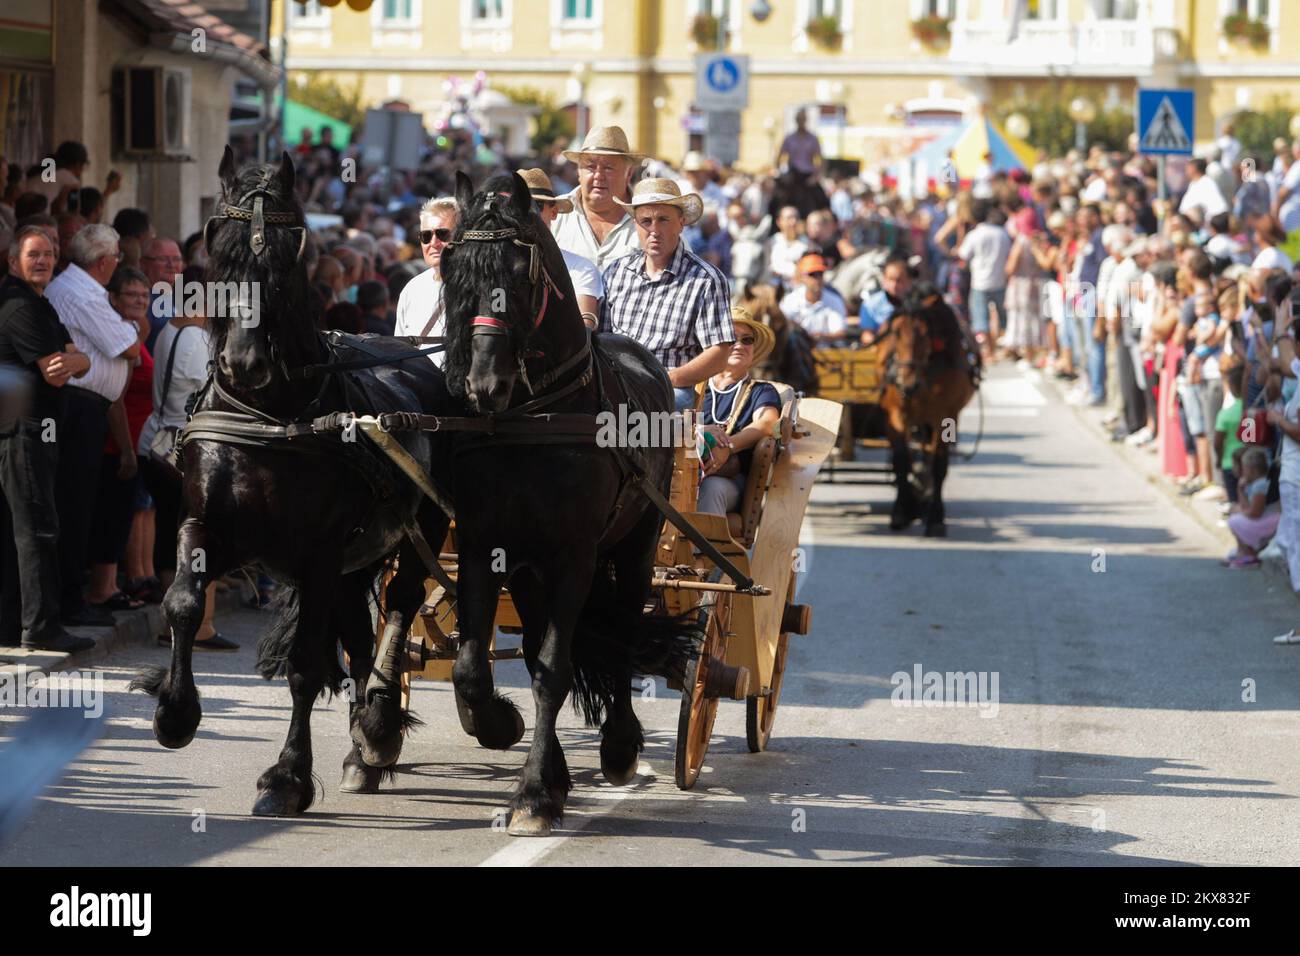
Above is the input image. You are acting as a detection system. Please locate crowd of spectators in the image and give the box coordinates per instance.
[5,113,1300,652]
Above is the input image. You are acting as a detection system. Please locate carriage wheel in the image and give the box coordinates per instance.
[746,571,796,753]
[674,583,734,790]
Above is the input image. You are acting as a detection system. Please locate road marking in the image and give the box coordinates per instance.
[477,761,655,867]
[979,378,1046,407]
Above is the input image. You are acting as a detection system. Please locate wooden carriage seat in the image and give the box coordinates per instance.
[726,384,795,548]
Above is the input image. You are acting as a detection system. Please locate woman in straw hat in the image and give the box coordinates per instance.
[518,167,604,328]
[551,125,645,271]
[696,308,781,517]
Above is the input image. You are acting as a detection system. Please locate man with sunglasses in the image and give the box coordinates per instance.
[780,253,848,345]
[393,197,458,366]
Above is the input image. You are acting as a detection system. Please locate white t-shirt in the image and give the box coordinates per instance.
[1179,175,1228,219]
[562,248,604,302]
[766,233,808,282]
[137,322,211,455]
[779,287,847,338]
[1278,161,1300,233]
[1252,246,1294,273]
[393,267,445,368]
[958,223,1011,292]
[1281,358,1300,487]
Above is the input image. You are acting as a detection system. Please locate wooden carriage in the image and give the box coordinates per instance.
[382,390,842,790]
[813,344,896,483]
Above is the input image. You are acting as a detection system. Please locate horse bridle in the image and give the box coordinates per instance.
[202,167,312,383]
[447,224,572,395]
[203,168,307,262]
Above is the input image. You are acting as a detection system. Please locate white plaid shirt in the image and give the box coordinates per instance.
[600,240,735,370]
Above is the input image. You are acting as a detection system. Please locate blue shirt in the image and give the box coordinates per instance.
[859,290,900,333]
[700,378,782,472]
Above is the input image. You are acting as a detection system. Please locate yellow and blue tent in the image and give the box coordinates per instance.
[891,116,1038,193]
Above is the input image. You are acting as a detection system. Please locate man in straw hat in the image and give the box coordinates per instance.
[602,178,735,412]
[552,126,644,271]
[695,307,781,517]
[518,167,604,328]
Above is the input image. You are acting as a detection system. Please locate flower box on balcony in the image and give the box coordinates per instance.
[805,15,842,50]
[691,12,722,49]
[911,15,951,46]
[1222,13,1269,49]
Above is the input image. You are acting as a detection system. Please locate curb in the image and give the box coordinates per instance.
[0,580,253,680]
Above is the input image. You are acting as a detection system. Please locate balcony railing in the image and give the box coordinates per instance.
[948,20,1178,72]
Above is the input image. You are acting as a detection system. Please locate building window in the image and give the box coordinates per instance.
[291,0,330,26]
[918,0,953,17]
[809,0,841,19]
[564,0,595,18]
[382,0,416,21]
[1227,0,1270,18]
[472,0,508,22]
[1096,0,1139,18]
[1027,0,1060,18]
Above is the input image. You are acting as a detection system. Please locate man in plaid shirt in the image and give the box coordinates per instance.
[602,178,735,411]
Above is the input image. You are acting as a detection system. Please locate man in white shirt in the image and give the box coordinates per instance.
[1273,140,1300,234]
[518,168,604,329]
[550,126,644,271]
[44,223,140,626]
[957,204,1011,350]
[1179,158,1229,220]
[779,253,847,343]
[393,197,458,367]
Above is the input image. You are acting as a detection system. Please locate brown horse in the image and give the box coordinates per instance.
[876,287,979,536]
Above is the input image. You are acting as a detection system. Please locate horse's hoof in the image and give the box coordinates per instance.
[600,737,639,787]
[506,809,553,837]
[339,762,386,794]
[252,789,304,817]
[351,709,404,767]
[473,696,525,751]
[153,704,199,750]
[924,523,947,538]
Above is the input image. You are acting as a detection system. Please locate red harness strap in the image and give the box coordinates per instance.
[470,281,553,333]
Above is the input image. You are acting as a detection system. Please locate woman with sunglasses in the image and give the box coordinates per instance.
[697,309,782,517]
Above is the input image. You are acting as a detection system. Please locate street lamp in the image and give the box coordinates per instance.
[1069,97,1096,154]
[571,61,593,142]
[1005,112,1030,141]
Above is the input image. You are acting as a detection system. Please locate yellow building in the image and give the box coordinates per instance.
[282,0,1300,170]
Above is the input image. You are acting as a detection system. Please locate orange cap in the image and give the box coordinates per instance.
[797,253,829,275]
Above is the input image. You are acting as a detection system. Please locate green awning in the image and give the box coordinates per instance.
[282,98,353,148]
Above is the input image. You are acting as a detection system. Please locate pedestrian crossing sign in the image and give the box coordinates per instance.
[1137,89,1195,156]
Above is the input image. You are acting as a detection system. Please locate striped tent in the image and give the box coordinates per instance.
[892,116,1038,196]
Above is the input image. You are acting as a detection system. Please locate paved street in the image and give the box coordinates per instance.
[4,364,1299,867]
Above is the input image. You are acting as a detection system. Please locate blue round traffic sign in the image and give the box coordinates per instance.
[706,58,740,93]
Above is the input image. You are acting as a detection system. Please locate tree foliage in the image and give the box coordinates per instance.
[994,85,1132,157]
[492,84,575,153]
[287,73,368,129]
[1231,97,1294,158]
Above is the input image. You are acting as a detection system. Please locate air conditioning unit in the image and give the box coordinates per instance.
[113,66,192,158]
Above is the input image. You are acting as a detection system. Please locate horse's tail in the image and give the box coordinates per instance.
[252,584,347,694]
[569,563,701,729]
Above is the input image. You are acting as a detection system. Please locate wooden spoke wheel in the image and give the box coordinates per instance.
[746,571,796,753]
[674,581,734,790]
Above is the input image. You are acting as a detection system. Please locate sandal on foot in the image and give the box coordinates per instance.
[194,632,239,651]
[92,591,145,612]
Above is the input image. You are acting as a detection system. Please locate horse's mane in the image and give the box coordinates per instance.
[205,154,316,369]
[441,172,578,398]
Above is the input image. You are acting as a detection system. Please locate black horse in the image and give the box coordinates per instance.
[769,169,829,221]
[131,147,454,816]
[439,171,697,836]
